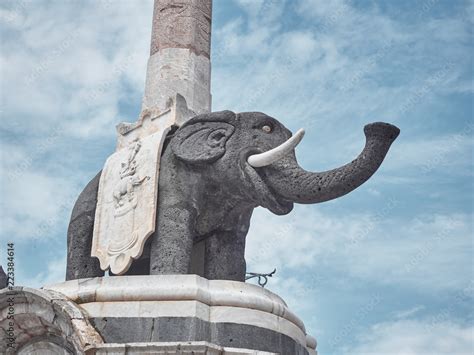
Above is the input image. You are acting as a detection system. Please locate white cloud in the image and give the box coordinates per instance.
[246,207,473,293]
[234,0,287,27]
[246,207,343,271]
[0,167,77,240]
[393,305,425,320]
[295,0,353,22]
[391,130,473,175]
[340,319,474,355]
[0,0,152,138]
[21,256,66,288]
[367,187,381,197]
[344,213,473,290]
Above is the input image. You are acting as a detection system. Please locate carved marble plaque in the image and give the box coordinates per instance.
[92,128,170,275]
[92,94,195,275]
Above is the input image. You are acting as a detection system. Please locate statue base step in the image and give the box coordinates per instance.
[91,341,275,354]
[0,275,317,355]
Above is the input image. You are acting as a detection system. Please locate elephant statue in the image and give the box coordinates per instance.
[66,111,399,281]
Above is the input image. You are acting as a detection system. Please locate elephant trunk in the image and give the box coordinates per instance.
[261,122,400,204]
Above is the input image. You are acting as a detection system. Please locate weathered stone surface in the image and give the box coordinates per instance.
[306,335,317,351]
[67,111,399,281]
[90,317,308,355]
[45,275,316,354]
[152,112,397,280]
[141,48,211,116]
[66,171,103,281]
[45,275,303,332]
[91,95,199,276]
[211,322,308,355]
[150,0,212,58]
[262,121,400,204]
[92,128,168,275]
[18,340,73,355]
[91,341,276,354]
[142,0,212,116]
[88,94,194,275]
[34,275,318,353]
[0,265,7,289]
[116,94,195,151]
[0,287,103,354]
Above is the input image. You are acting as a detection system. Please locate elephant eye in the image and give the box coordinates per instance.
[262,124,272,133]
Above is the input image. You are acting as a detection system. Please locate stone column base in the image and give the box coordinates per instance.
[1,275,317,355]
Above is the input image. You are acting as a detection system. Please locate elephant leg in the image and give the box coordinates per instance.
[66,172,104,281]
[149,205,196,275]
[204,231,247,282]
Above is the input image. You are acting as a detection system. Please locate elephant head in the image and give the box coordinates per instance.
[169,110,400,216]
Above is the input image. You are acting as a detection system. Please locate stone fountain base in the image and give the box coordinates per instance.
[0,275,317,355]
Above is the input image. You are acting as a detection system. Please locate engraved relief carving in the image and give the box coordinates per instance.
[113,139,150,217]
[92,130,168,275]
[91,100,182,275]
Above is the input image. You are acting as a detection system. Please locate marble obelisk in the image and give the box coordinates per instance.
[141,0,212,117]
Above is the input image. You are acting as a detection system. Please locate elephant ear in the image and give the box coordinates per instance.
[171,121,235,164]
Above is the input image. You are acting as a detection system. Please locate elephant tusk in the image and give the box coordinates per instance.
[248,128,305,168]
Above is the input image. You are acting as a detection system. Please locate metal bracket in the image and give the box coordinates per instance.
[245,268,276,288]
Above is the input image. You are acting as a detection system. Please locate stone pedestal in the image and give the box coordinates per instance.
[1,275,317,354]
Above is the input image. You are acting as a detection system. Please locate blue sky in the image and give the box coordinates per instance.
[0,0,473,354]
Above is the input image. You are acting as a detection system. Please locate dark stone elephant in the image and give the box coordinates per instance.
[66,111,399,281]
